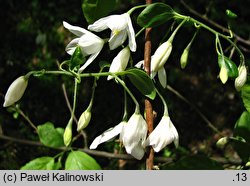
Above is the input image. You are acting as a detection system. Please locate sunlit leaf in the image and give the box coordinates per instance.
[21,157,55,170]
[218,55,238,78]
[125,68,156,100]
[241,81,250,112]
[82,0,118,24]
[137,3,175,28]
[37,122,64,148]
[65,151,101,170]
[234,111,250,142]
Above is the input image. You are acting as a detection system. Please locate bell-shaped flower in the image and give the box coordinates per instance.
[63,21,104,72]
[77,109,91,131]
[121,113,148,160]
[3,76,28,107]
[88,13,136,52]
[235,65,247,91]
[89,121,126,149]
[107,46,130,80]
[144,115,179,152]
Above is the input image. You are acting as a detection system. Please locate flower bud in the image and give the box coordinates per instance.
[77,109,91,131]
[216,137,229,149]
[3,76,28,107]
[219,66,228,84]
[180,48,189,69]
[63,119,72,147]
[235,65,247,91]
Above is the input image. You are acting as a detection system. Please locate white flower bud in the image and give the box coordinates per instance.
[180,48,189,69]
[63,121,72,147]
[77,109,91,131]
[3,76,28,107]
[216,137,229,149]
[235,65,247,91]
[219,66,228,84]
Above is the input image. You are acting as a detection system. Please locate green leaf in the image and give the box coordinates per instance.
[218,55,238,78]
[21,157,55,170]
[70,46,85,70]
[241,81,250,112]
[137,3,175,28]
[82,0,118,24]
[65,151,101,170]
[234,111,250,142]
[164,154,223,170]
[125,68,156,100]
[37,122,64,148]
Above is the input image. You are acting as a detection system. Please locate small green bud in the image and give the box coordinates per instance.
[63,119,72,146]
[226,9,237,18]
[235,65,247,91]
[3,76,28,107]
[77,109,91,131]
[180,48,189,69]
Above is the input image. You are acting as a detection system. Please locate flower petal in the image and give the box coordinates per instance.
[125,14,136,52]
[89,122,124,149]
[63,21,89,37]
[65,38,80,55]
[135,60,144,69]
[158,67,167,88]
[78,50,101,73]
[78,35,103,55]
[109,29,127,50]
[88,16,112,32]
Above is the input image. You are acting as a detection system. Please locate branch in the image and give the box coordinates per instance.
[0,134,169,162]
[166,85,222,135]
[180,0,250,47]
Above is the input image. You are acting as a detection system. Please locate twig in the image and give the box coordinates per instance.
[144,0,154,170]
[166,85,222,135]
[0,134,169,162]
[180,0,250,47]
[16,107,37,132]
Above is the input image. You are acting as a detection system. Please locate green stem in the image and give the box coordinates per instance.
[174,13,245,64]
[114,76,140,114]
[71,78,78,119]
[136,27,146,38]
[168,19,187,43]
[122,88,128,121]
[155,88,169,116]
[127,4,148,15]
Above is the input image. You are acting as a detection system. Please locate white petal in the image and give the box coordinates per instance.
[125,14,137,52]
[158,67,167,88]
[108,47,130,80]
[109,29,127,50]
[63,21,89,37]
[106,14,128,30]
[78,35,103,55]
[78,51,101,73]
[88,16,113,32]
[135,60,144,69]
[129,145,145,160]
[65,38,80,55]
[89,122,124,149]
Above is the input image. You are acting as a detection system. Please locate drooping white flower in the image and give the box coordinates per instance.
[88,13,136,52]
[3,76,28,107]
[107,46,130,80]
[144,115,179,152]
[121,113,148,160]
[63,21,104,72]
[235,65,247,91]
[89,121,126,149]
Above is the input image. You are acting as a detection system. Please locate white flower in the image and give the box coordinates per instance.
[121,113,148,160]
[107,47,130,80]
[235,65,247,91]
[3,76,28,107]
[63,21,104,72]
[77,109,91,131]
[89,121,126,149]
[88,13,136,52]
[144,115,179,152]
